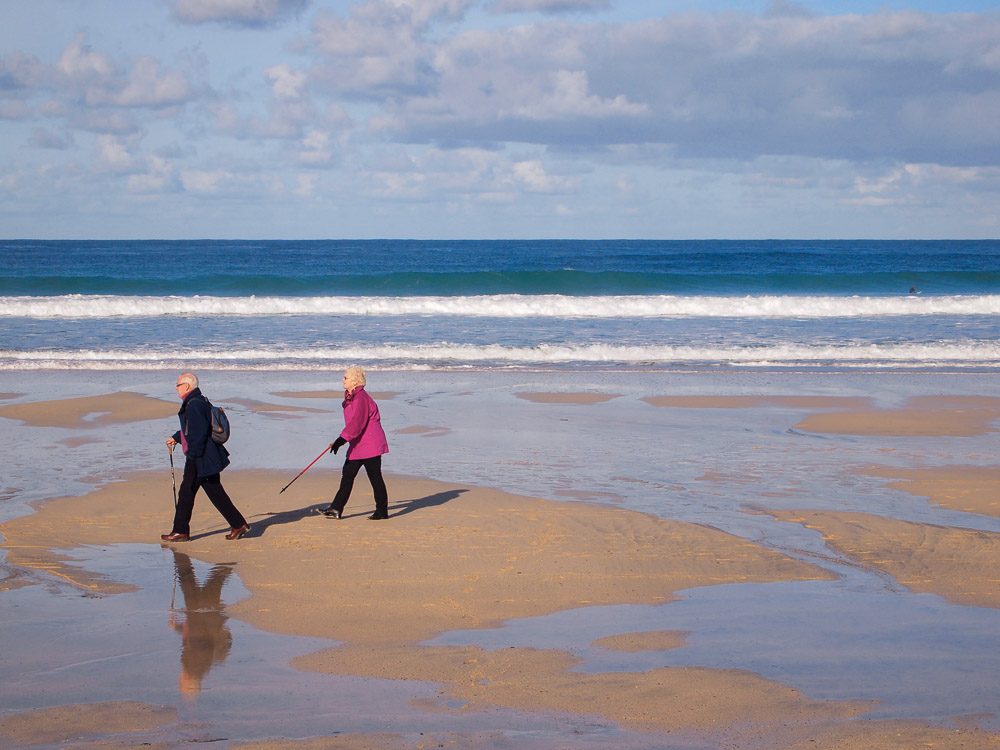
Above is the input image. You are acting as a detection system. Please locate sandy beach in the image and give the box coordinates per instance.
[1,371,1000,748]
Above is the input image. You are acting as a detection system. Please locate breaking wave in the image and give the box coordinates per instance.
[2,341,998,370]
[2,294,999,319]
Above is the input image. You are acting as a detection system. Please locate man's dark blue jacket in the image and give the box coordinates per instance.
[171,388,230,477]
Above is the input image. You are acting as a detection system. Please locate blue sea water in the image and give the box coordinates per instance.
[1,239,999,371]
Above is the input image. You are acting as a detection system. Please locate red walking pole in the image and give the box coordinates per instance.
[279,445,331,494]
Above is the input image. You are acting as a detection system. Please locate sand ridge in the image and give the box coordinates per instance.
[862,465,1000,519]
[770,508,1000,609]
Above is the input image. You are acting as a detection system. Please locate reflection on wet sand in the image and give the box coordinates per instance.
[168,551,234,699]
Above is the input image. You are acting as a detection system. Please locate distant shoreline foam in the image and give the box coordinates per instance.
[2,293,1000,319]
[2,340,999,371]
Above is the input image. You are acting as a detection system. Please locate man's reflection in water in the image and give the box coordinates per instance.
[169,551,234,699]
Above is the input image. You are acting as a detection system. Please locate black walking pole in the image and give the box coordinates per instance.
[279,445,331,494]
[169,444,178,509]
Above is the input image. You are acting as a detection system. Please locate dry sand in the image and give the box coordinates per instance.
[3,390,1000,748]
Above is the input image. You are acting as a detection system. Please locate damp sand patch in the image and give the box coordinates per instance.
[792,395,1000,437]
[516,392,622,405]
[770,509,1000,609]
[271,390,401,401]
[0,701,177,747]
[641,395,873,409]
[862,465,1000,519]
[0,392,177,428]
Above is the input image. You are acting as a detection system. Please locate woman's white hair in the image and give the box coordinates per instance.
[344,365,366,389]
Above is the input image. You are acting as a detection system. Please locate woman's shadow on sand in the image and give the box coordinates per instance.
[249,488,468,535]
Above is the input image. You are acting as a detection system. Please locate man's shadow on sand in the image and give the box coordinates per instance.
[248,488,468,535]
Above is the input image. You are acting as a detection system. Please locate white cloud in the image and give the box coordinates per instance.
[180,169,231,193]
[128,155,179,192]
[512,70,648,119]
[905,162,1000,188]
[4,3,1000,238]
[296,128,333,164]
[6,35,200,129]
[96,134,136,172]
[85,56,196,108]
[511,159,580,192]
[170,0,308,27]
[343,9,1000,171]
[58,34,114,80]
[264,64,308,100]
[295,172,318,195]
[490,0,610,14]
[380,0,474,30]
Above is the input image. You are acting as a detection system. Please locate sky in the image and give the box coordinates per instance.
[1,0,999,239]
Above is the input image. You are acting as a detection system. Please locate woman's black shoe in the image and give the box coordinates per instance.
[368,512,388,520]
[323,507,343,519]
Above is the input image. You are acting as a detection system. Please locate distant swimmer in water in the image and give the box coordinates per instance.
[909,286,916,293]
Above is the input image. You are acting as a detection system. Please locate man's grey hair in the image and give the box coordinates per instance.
[178,372,199,389]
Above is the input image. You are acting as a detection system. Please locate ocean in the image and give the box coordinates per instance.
[2,239,999,371]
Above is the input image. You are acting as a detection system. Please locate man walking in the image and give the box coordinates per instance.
[163,372,250,542]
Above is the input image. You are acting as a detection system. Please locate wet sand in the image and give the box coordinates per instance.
[2,385,1000,748]
[792,395,1000,437]
[768,508,1000,609]
[271,390,402,401]
[862,466,1000,518]
[517,392,623,404]
[642,395,874,410]
[0,391,177,428]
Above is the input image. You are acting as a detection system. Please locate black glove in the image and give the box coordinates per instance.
[331,437,347,454]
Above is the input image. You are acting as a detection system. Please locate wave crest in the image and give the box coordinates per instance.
[2,293,999,319]
[2,341,998,370]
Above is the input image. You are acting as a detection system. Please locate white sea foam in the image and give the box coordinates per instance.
[2,294,999,318]
[2,341,998,370]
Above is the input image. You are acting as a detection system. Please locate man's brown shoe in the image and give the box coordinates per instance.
[160,532,190,542]
[225,524,250,540]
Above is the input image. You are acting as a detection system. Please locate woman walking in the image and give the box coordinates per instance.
[322,366,390,520]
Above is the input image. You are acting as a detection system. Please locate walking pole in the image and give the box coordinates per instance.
[279,445,332,494]
[169,444,178,509]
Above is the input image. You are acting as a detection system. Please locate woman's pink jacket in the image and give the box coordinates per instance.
[339,386,389,460]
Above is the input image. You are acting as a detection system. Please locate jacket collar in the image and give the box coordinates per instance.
[179,387,202,412]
